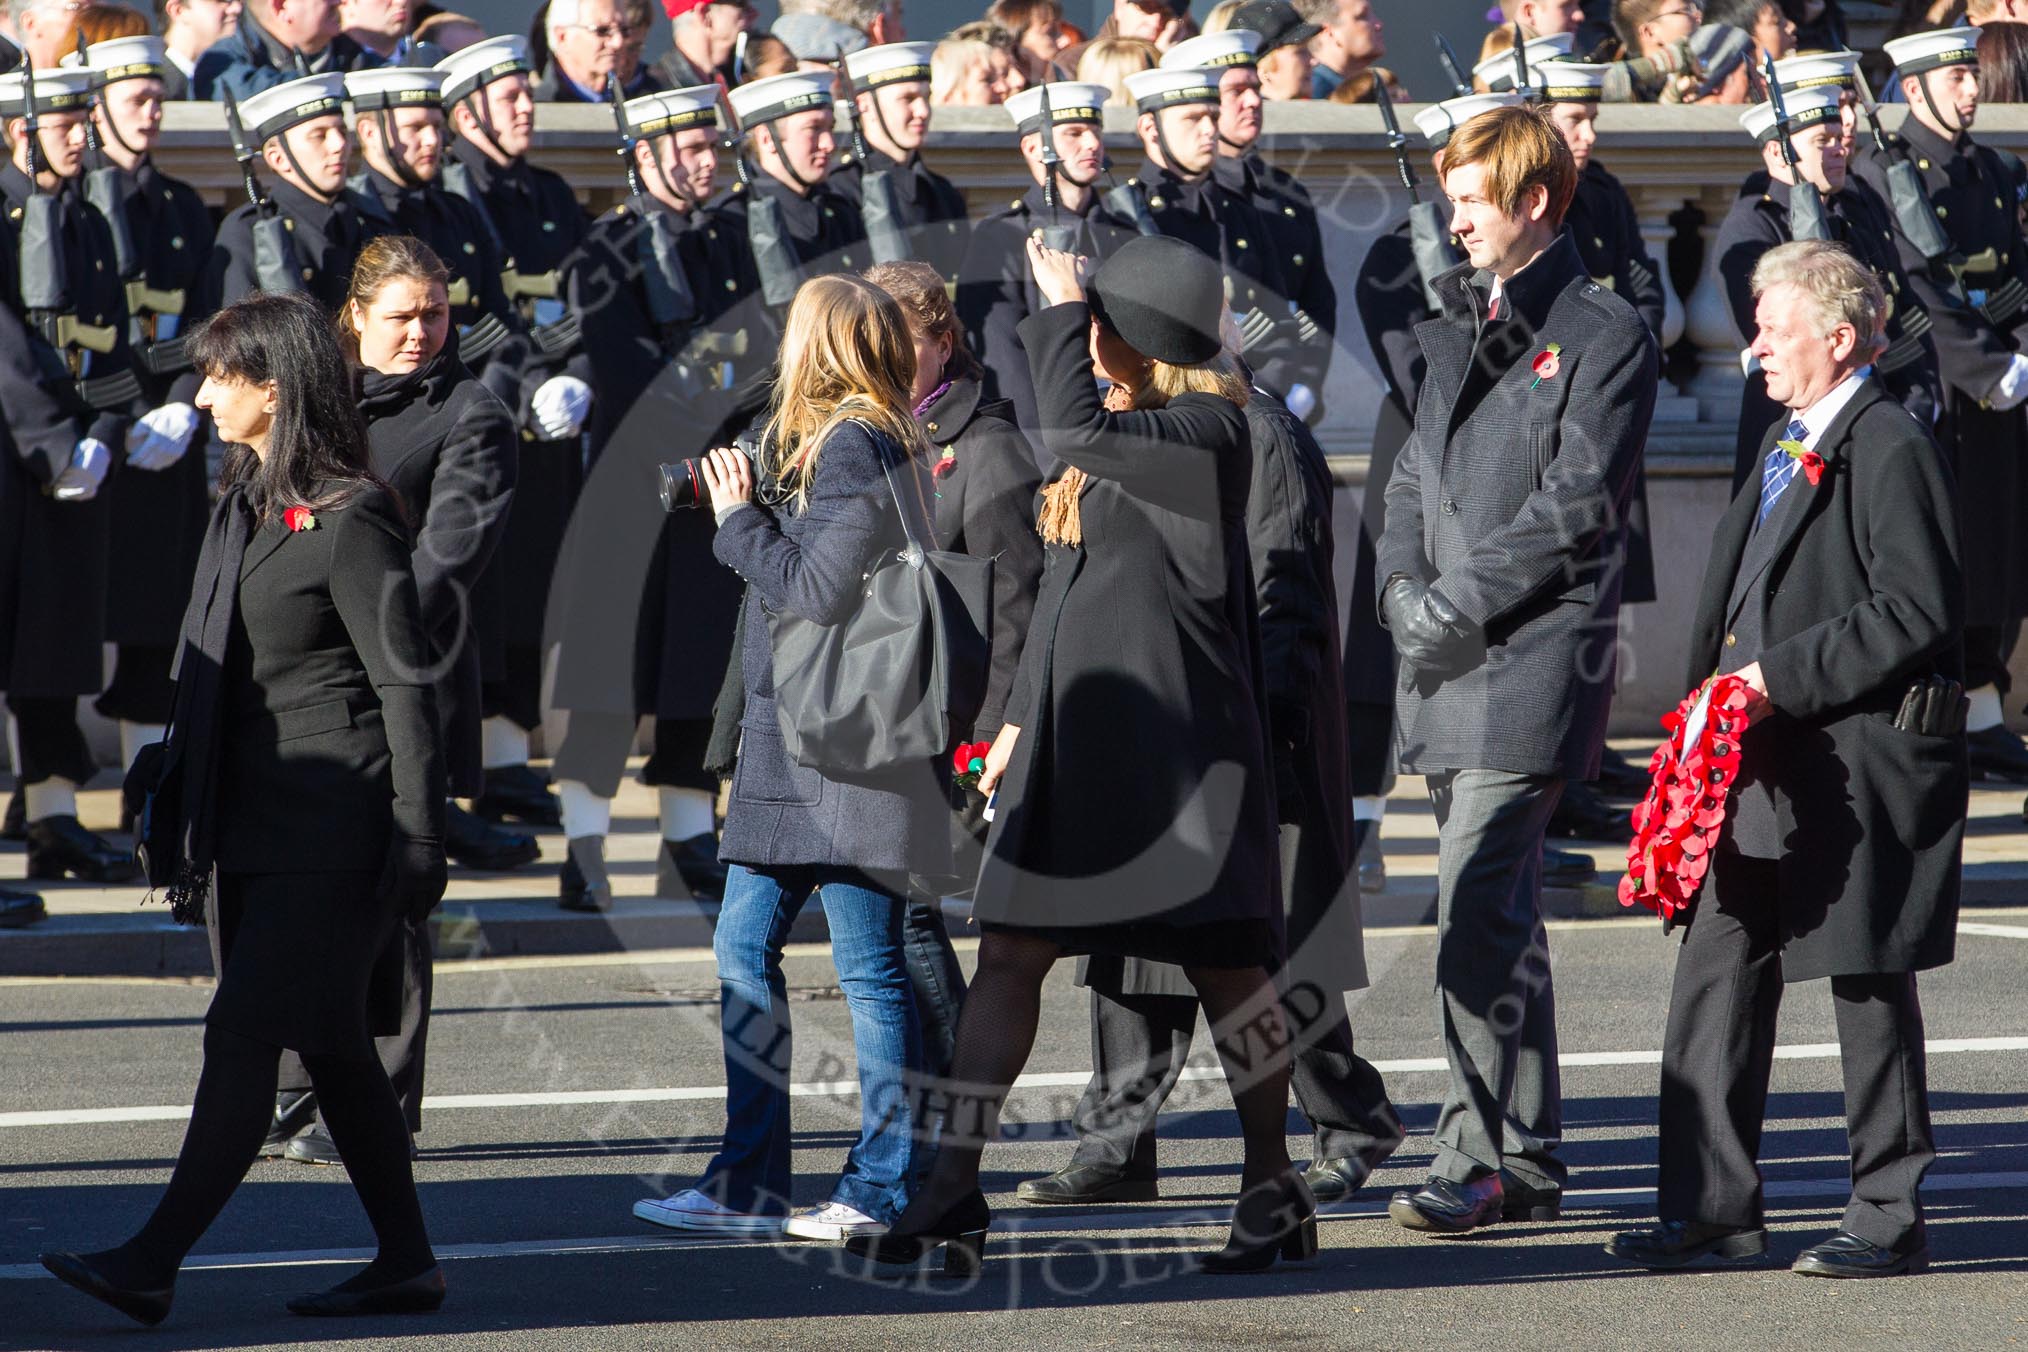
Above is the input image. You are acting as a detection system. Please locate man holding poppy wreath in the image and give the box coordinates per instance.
[1609,240,1967,1279]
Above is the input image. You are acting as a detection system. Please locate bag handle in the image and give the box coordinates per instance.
[849,417,930,565]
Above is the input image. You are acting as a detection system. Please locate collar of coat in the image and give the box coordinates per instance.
[1897,115,1972,167]
[919,375,984,446]
[1435,228,1586,332]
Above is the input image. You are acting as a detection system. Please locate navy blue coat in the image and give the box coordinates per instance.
[711,419,950,875]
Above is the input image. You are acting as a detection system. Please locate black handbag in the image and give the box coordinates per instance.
[767,431,994,777]
[124,739,181,891]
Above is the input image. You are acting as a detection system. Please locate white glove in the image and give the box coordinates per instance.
[1285,383,1317,422]
[52,437,110,501]
[531,375,593,440]
[1989,352,2028,412]
[124,402,201,471]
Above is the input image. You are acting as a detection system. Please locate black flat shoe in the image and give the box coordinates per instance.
[1791,1230,1928,1278]
[1606,1219,1768,1269]
[287,1265,446,1316]
[445,804,540,871]
[1388,1175,1504,1234]
[1200,1174,1319,1274]
[25,815,139,884]
[1015,1162,1158,1205]
[40,1251,173,1327]
[558,838,612,912]
[845,1191,990,1276]
[472,764,563,827]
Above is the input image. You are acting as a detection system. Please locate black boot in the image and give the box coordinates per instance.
[1200,1174,1319,1274]
[656,833,727,901]
[471,764,562,827]
[444,803,539,872]
[26,816,139,884]
[558,837,612,912]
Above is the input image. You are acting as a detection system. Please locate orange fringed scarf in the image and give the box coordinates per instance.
[1037,384,1137,547]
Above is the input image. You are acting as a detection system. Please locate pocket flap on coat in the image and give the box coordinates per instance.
[269,698,356,742]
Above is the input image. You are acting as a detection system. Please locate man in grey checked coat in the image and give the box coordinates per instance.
[1375,105,1659,1234]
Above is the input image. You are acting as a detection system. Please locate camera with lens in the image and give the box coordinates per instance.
[660,432,765,512]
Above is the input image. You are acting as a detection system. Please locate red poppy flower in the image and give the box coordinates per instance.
[283,505,318,532]
[1619,673,1759,922]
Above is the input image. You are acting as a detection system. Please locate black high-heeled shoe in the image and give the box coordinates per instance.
[1199,1174,1320,1275]
[844,1190,991,1277]
[40,1251,174,1327]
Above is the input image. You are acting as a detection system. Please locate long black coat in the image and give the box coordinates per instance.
[830,147,972,288]
[103,158,216,654]
[973,301,1279,937]
[361,342,518,797]
[955,183,1138,442]
[0,168,134,698]
[1377,233,1658,780]
[710,419,950,875]
[1687,379,1964,980]
[204,179,393,312]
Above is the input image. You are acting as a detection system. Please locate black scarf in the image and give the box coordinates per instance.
[157,484,254,924]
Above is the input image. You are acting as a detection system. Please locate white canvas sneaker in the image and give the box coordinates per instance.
[780,1201,889,1241]
[632,1189,783,1235]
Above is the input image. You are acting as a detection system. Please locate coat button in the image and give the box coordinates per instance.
[1936,205,1948,218]
[1725,633,1737,647]
[1442,499,1458,515]
[301,267,315,280]
[926,421,938,432]
[284,217,294,230]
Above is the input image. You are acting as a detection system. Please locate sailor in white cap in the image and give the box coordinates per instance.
[211,72,388,310]
[1854,28,2028,782]
[1719,83,1941,514]
[1115,64,1301,396]
[1410,89,1520,150]
[832,42,969,285]
[69,34,222,813]
[1771,48,1863,158]
[434,36,597,836]
[954,81,1135,434]
[0,64,145,888]
[546,81,734,917]
[1473,31,1576,92]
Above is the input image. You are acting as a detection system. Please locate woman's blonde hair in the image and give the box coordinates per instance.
[1077,35,1160,104]
[762,274,931,508]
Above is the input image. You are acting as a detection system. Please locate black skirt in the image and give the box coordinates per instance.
[206,870,401,1056]
[980,915,1279,970]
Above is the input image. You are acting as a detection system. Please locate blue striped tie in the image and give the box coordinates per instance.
[1758,419,1807,527]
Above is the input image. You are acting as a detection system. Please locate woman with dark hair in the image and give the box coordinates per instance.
[862,259,1044,1078]
[39,291,448,1326]
[1977,21,2028,101]
[261,236,520,1168]
[850,234,1302,1275]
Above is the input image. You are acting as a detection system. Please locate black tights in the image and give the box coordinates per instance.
[900,930,1295,1231]
[89,1023,434,1290]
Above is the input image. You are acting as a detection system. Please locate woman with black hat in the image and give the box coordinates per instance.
[849,234,1306,1275]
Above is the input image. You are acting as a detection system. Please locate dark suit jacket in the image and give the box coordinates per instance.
[1687,377,1965,980]
[212,486,446,873]
[1378,232,1658,780]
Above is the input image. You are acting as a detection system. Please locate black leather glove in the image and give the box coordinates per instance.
[383,835,447,925]
[1383,576,1477,674]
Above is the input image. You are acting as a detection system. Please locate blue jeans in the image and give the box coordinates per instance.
[703,863,922,1222]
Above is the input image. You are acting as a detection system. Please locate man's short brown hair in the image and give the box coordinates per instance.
[1435,104,1578,228]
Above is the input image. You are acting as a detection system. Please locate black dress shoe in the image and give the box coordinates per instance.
[1791,1230,1928,1278]
[1548,783,1633,843]
[40,1251,173,1327]
[1301,1156,1372,1204]
[656,833,727,901]
[1388,1175,1503,1234]
[558,843,612,913]
[846,1191,991,1276]
[1015,1162,1159,1205]
[445,803,540,871]
[1606,1219,1768,1269]
[1542,847,1597,888]
[1969,725,2028,784]
[261,1091,320,1158]
[285,1123,346,1167]
[287,1265,446,1316]
[1498,1171,1562,1221]
[1356,827,1386,894]
[472,764,563,827]
[0,885,46,928]
[25,815,139,884]
[2,786,23,842]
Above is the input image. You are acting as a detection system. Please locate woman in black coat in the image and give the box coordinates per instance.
[852,236,1304,1275]
[263,236,522,1165]
[863,259,1045,1077]
[41,293,448,1325]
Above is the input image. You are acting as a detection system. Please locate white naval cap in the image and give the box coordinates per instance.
[626,83,721,138]
[726,69,834,130]
[0,66,94,117]
[1473,32,1576,93]
[1411,90,1522,148]
[1535,61,1607,103]
[1161,29,1262,71]
[1004,81,1111,134]
[345,64,446,112]
[1885,27,1978,77]
[1124,65,1220,113]
[1771,48,1862,92]
[843,41,936,90]
[1738,83,1843,143]
[236,71,348,143]
[62,35,167,87]
[436,34,532,105]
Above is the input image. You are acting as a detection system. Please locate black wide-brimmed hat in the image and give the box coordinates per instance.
[1088,236,1226,366]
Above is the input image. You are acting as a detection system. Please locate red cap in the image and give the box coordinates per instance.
[660,0,728,17]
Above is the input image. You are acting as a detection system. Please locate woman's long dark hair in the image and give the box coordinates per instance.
[1978,22,2028,103]
[188,291,388,523]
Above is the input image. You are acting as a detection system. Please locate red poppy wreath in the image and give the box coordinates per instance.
[1617,673,1758,922]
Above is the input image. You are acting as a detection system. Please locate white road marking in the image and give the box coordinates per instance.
[6,1169,2028,1280]
[5,1038,2025,1129]
[1957,922,2028,939]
